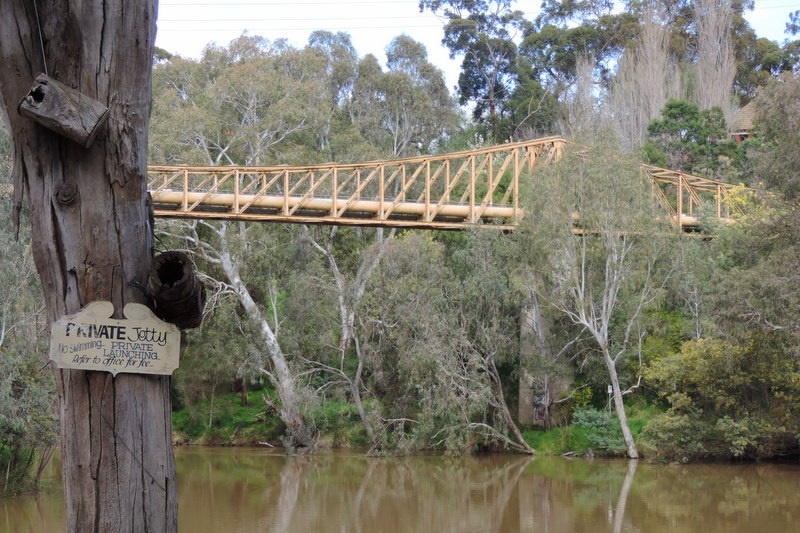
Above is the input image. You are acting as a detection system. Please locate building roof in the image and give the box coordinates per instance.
[730,100,757,134]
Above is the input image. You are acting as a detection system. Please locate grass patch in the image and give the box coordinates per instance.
[627,401,663,437]
[311,399,371,448]
[173,391,372,448]
[524,426,592,455]
[172,390,284,446]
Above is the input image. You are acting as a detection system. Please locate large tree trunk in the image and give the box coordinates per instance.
[218,241,316,449]
[604,350,638,459]
[0,2,178,531]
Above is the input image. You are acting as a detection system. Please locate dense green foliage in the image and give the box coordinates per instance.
[148,26,800,460]
[644,100,742,178]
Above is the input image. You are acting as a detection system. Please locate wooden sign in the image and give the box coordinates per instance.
[49,301,181,376]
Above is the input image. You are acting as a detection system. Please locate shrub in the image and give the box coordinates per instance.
[571,407,626,455]
[638,397,710,462]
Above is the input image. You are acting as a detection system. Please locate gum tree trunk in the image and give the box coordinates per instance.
[0,2,177,531]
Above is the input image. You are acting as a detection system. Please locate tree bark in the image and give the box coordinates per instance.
[0,2,177,531]
[604,349,638,459]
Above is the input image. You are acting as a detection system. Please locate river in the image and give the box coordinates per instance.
[2,447,799,532]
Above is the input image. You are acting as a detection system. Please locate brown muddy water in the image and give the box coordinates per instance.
[2,447,799,532]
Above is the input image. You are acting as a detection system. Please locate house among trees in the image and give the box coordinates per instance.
[730,100,756,144]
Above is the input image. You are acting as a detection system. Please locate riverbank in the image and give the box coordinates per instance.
[172,389,659,457]
[172,389,800,462]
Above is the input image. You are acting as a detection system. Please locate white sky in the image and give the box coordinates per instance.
[155,0,798,90]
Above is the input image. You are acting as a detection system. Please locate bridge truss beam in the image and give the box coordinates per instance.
[642,164,743,229]
[147,137,565,230]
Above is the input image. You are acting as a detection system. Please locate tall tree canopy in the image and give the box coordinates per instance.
[419,0,525,139]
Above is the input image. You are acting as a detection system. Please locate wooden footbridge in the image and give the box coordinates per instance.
[1,137,741,231]
[147,137,564,230]
[146,137,741,230]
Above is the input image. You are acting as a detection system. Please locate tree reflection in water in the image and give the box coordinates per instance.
[3,448,800,532]
[612,459,637,533]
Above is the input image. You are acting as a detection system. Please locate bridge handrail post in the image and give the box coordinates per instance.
[677,173,683,228]
[443,159,450,204]
[379,165,385,220]
[425,160,431,221]
[488,152,493,206]
[233,168,240,214]
[470,156,476,223]
[513,147,520,223]
[182,168,188,211]
[331,167,338,216]
[282,169,289,216]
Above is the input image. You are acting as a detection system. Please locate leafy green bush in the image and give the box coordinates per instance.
[712,416,772,458]
[571,407,626,455]
[643,336,800,459]
[638,395,710,462]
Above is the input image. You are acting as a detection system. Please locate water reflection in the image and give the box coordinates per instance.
[613,459,636,533]
[176,449,534,533]
[2,448,799,533]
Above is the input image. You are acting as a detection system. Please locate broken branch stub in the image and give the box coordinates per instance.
[147,251,205,330]
[18,73,109,147]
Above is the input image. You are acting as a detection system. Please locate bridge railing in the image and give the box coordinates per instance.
[147,137,566,229]
[641,165,743,228]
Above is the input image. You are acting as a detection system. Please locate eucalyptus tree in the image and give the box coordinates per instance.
[735,37,798,104]
[294,37,458,445]
[1,1,177,529]
[305,31,360,159]
[349,35,459,157]
[448,229,534,452]
[151,35,329,166]
[384,35,459,153]
[160,219,318,449]
[520,138,674,458]
[297,226,395,446]
[364,233,531,453]
[150,36,339,449]
[419,0,524,140]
